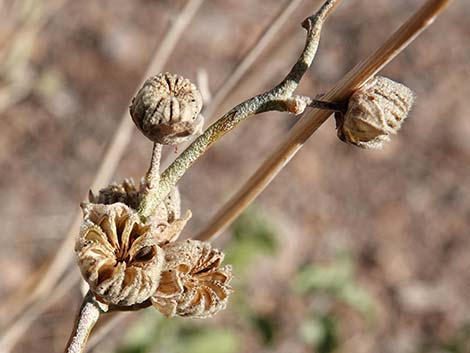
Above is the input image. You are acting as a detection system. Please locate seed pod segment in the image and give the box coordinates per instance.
[151,239,233,318]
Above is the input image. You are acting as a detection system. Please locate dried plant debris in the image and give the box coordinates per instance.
[89,178,181,224]
[335,76,416,149]
[130,72,204,145]
[152,239,233,318]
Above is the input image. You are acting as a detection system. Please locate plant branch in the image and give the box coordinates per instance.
[159,0,306,171]
[195,0,453,241]
[0,0,205,349]
[138,0,340,219]
[202,0,305,120]
[64,292,106,353]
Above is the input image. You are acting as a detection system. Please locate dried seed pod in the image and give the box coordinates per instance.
[75,203,166,306]
[130,73,204,145]
[151,239,233,318]
[89,178,181,225]
[335,76,416,149]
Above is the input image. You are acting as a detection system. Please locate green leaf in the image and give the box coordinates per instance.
[337,283,376,321]
[299,315,338,353]
[293,255,353,294]
[174,327,238,353]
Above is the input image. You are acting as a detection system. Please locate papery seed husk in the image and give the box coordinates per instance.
[151,239,233,318]
[130,73,204,145]
[335,76,416,149]
[76,203,165,306]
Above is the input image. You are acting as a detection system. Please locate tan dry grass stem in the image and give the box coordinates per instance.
[195,0,453,241]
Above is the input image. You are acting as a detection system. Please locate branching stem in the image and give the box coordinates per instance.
[137,0,340,219]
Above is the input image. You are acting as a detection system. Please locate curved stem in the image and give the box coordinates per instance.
[64,292,106,353]
[137,0,340,219]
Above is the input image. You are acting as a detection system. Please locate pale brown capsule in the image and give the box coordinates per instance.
[75,203,166,306]
[151,239,233,318]
[130,73,204,145]
[335,76,416,149]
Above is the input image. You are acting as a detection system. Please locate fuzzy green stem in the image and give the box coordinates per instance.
[137,0,340,219]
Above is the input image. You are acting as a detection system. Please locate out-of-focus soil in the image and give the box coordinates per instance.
[0,0,468,352]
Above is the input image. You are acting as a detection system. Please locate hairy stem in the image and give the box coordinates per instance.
[145,143,163,189]
[138,0,340,219]
[64,292,105,353]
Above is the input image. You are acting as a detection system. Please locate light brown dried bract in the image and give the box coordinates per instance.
[75,203,165,307]
[151,239,233,318]
[335,76,416,149]
[130,72,204,145]
[89,178,182,225]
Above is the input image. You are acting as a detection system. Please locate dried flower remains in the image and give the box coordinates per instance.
[152,239,233,318]
[335,76,416,149]
[76,179,232,316]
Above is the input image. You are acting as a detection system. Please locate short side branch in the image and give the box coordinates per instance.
[137,0,340,218]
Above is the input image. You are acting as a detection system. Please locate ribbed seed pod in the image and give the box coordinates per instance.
[335,76,416,149]
[151,239,233,318]
[75,203,165,306]
[130,73,204,145]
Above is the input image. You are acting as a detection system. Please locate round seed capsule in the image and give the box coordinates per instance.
[335,76,416,149]
[130,73,204,145]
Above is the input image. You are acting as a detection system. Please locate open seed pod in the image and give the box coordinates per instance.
[335,76,416,149]
[151,239,233,318]
[130,73,204,145]
[76,203,166,307]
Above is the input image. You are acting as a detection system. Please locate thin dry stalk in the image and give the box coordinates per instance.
[0,0,205,347]
[195,0,453,241]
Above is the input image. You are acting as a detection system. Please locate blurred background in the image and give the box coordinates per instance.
[0,0,469,352]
